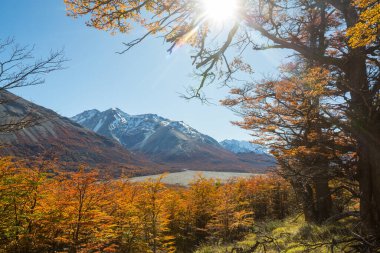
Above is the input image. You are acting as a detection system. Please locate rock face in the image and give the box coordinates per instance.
[0,91,161,176]
[72,108,274,172]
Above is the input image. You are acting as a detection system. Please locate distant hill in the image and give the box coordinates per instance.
[0,91,162,176]
[220,139,276,169]
[219,139,269,154]
[72,108,274,172]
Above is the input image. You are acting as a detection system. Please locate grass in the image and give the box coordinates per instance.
[195,215,360,253]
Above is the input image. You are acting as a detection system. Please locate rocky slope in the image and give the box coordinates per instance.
[0,91,161,176]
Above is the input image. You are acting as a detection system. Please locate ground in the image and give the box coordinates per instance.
[196,215,359,253]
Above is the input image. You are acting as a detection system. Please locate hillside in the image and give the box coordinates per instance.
[0,91,163,176]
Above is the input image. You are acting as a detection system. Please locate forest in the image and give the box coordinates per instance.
[0,0,379,252]
[0,158,295,252]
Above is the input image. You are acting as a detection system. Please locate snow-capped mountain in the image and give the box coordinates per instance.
[220,139,269,154]
[219,140,276,168]
[71,108,219,149]
[72,108,272,172]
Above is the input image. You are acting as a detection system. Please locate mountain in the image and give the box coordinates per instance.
[0,91,162,176]
[219,139,269,154]
[72,108,273,172]
[220,139,276,169]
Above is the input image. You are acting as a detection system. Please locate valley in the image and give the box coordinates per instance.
[130,169,257,186]
[1,0,375,250]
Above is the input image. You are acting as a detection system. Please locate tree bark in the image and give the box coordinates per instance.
[314,176,333,223]
[357,134,380,237]
[347,51,380,237]
[291,180,317,222]
[291,174,334,224]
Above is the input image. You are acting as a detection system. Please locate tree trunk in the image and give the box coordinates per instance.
[346,51,380,238]
[291,175,333,224]
[291,180,317,222]
[357,134,380,237]
[314,176,333,223]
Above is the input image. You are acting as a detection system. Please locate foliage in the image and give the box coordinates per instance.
[63,0,380,238]
[196,215,375,253]
[346,0,380,47]
[222,61,358,224]
[0,159,295,252]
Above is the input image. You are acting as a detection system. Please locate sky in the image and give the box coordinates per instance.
[1,0,287,141]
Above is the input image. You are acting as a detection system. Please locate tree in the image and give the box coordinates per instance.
[64,0,379,236]
[206,180,253,243]
[186,175,218,245]
[106,179,148,252]
[346,0,380,48]
[223,61,356,223]
[135,176,176,253]
[242,175,294,221]
[0,37,65,132]
[162,187,194,253]
[0,157,52,252]
[48,168,113,253]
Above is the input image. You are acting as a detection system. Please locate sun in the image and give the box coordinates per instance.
[200,0,239,24]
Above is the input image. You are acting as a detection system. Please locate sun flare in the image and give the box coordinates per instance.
[200,0,239,23]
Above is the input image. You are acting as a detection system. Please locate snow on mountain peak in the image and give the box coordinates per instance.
[71,108,216,146]
[69,108,274,171]
[71,109,100,124]
[72,109,271,156]
[220,139,269,154]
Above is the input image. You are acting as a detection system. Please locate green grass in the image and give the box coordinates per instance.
[195,215,359,253]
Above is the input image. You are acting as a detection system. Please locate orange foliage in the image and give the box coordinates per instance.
[0,159,294,252]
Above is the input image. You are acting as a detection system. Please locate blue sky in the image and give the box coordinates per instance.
[1,0,287,141]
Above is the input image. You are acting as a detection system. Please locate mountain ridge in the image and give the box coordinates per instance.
[219,139,269,154]
[72,108,274,172]
[0,91,164,176]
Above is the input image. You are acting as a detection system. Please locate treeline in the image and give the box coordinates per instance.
[0,157,294,253]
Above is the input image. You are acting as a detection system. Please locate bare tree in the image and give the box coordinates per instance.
[0,37,66,132]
